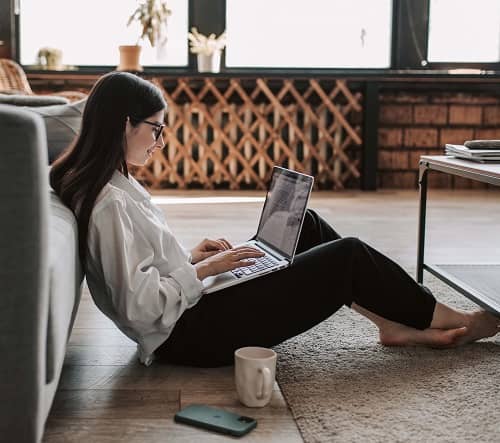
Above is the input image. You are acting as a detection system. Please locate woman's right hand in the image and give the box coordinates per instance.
[194,246,265,280]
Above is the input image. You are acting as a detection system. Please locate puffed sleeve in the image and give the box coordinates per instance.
[88,198,203,335]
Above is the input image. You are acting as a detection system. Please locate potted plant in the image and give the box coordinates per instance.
[117,0,172,72]
[37,47,63,70]
[188,27,227,73]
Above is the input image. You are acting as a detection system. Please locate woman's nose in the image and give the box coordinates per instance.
[158,133,165,149]
[154,133,165,150]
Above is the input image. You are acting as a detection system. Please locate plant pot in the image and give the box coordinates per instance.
[37,49,63,70]
[117,45,143,72]
[197,50,221,73]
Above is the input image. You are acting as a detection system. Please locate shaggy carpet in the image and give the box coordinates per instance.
[275,275,500,443]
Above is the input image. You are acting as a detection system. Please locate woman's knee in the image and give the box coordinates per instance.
[296,209,320,252]
[301,208,319,232]
[306,208,320,219]
[336,236,363,250]
[298,209,341,251]
[305,208,332,229]
[339,237,372,266]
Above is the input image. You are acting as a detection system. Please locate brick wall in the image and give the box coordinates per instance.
[378,91,500,189]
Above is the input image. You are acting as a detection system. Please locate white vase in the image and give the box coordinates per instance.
[197,50,221,73]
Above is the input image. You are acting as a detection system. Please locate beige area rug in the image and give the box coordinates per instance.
[274,275,500,443]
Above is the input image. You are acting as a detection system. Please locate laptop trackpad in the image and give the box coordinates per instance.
[202,272,237,292]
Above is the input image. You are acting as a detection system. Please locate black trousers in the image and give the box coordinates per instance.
[156,209,436,367]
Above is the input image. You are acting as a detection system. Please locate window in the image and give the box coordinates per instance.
[225,0,392,68]
[428,0,500,63]
[19,0,188,67]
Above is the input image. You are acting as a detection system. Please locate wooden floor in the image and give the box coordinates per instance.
[43,189,500,442]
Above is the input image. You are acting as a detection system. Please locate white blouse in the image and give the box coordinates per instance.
[84,170,203,366]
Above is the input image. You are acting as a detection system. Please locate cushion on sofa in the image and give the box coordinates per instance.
[0,93,69,106]
[26,98,86,163]
[46,190,83,384]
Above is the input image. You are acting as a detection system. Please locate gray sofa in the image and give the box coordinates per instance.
[0,105,83,442]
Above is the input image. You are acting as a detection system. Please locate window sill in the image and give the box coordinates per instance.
[24,66,500,82]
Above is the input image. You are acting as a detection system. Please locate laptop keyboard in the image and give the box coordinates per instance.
[231,255,278,278]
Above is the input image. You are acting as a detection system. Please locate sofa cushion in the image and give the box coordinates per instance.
[46,190,83,384]
[27,98,86,163]
[0,93,69,106]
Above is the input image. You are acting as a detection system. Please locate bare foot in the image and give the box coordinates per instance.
[379,323,469,348]
[454,310,500,345]
[352,302,500,349]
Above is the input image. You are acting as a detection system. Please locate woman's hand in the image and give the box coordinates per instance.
[190,238,232,264]
[194,246,265,280]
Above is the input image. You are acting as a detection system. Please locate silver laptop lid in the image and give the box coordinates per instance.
[255,167,314,261]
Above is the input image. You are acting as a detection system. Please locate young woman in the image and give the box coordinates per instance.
[50,72,499,367]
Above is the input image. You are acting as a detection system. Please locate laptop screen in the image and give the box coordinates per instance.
[255,167,314,260]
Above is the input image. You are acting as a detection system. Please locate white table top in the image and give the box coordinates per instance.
[421,155,500,179]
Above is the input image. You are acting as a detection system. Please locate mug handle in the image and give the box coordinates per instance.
[256,367,272,400]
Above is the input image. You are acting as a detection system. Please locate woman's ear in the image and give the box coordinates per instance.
[125,116,133,136]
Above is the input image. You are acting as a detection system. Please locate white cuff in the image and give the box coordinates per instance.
[170,262,203,306]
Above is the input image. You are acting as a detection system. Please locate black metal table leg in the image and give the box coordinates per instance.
[417,161,429,283]
[361,82,379,191]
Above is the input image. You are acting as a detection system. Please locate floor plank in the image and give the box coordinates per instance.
[44,417,302,443]
[68,328,135,347]
[63,345,139,366]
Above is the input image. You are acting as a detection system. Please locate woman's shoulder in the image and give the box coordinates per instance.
[91,182,128,219]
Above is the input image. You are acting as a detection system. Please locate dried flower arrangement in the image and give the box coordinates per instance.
[188,27,227,56]
[127,0,172,47]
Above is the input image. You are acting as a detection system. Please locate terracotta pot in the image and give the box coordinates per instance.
[117,45,143,72]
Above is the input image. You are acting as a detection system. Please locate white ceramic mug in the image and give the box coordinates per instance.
[234,347,277,407]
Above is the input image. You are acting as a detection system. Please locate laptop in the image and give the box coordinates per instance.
[202,166,314,294]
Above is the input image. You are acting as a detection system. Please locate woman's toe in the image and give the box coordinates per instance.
[431,326,468,348]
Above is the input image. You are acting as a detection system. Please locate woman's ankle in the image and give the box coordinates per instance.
[429,302,470,330]
[378,324,416,346]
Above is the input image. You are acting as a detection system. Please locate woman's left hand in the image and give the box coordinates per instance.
[190,238,233,264]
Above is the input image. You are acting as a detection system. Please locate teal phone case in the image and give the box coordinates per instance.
[174,404,257,437]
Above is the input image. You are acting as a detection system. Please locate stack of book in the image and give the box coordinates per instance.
[445,140,500,163]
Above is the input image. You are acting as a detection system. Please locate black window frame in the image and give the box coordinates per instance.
[10,0,500,73]
[393,0,500,71]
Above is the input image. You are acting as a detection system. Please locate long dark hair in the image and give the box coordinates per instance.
[50,71,166,263]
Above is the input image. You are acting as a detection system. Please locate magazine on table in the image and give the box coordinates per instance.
[445,142,500,163]
[464,139,500,149]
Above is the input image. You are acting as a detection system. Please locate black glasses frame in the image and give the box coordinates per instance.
[142,120,165,141]
[130,117,165,141]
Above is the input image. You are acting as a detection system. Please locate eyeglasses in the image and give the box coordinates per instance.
[130,117,165,141]
[141,120,166,141]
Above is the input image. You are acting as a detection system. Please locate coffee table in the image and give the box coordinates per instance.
[417,155,500,315]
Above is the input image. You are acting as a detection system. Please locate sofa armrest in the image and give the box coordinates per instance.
[0,105,50,442]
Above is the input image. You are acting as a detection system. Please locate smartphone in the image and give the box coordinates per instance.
[174,404,257,437]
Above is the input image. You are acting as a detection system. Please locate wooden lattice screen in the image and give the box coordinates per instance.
[132,77,363,190]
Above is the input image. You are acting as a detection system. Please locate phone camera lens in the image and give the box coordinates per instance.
[238,416,253,422]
